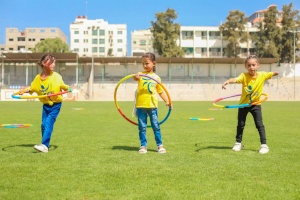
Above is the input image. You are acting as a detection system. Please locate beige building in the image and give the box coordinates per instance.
[69,16,127,57]
[131,29,153,57]
[248,4,283,27]
[5,27,67,52]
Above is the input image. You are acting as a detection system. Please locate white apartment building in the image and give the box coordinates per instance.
[131,29,153,57]
[131,25,258,58]
[4,27,67,52]
[179,24,258,58]
[70,16,127,57]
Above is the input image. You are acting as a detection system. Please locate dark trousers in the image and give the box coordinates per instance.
[236,105,267,144]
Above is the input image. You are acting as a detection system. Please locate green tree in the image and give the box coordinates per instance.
[280,3,300,63]
[219,10,249,57]
[150,8,184,57]
[32,38,69,53]
[254,6,281,58]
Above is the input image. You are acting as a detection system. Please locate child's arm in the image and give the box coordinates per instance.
[273,71,279,77]
[222,78,236,90]
[159,92,172,108]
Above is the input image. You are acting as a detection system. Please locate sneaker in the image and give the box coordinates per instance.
[138,146,147,154]
[232,142,242,152]
[34,144,48,153]
[259,144,269,154]
[157,146,166,154]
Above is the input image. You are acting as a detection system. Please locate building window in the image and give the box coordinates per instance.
[201,32,207,40]
[99,47,105,52]
[117,48,122,52]
[99,30,105,36]
[83,39,88,43]
[84,48,88,52]
[73,48,79,52]
[209,31,220,40]
[9,38,13,41]
[182,31,193,39]
[40,39,45,41]
[209,48,221,56]
[133,41,137,44]
[117,31,122,34]
[84,31,88,35]
[17,46,25,50]
[74,31,79,34]
[117,39,122,43]
[99,39,105,44]
[92,47,98,53]
[18,37,25,41]
[92,30,98,36]
[40,29,45,32]
[51,29,56,32]
[9,48,13,50]
[92,39,98,44]
[74,39,79,43]
[139,40,146,45]
[185,47,194,55]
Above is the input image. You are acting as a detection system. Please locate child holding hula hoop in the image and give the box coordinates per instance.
[133,53,171,154]
[222,55,278,154]
[18,54,72,153]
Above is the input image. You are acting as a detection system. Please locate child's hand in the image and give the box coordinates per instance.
[133,74,140,81]
[68,87,73,92]
[166,102,173,110]
[18,89,29,95]
[222,82,228,90]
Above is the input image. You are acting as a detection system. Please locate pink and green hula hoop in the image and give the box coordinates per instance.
[114,74,172,126]
[213,93,268,109]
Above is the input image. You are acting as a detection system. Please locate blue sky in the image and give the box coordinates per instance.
[0,0,299,55]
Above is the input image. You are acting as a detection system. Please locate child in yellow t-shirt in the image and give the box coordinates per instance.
[18,54,72,153]
[133,53,171,154]
[222,55,278,154]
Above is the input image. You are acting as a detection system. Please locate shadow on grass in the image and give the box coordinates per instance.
[195,142,232,152]
[112,146,138,151]
[2,144,58,153]
[112,146,158,152]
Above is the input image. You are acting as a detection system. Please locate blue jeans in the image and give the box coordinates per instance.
[136,108,162,147]
[41,103,62,147]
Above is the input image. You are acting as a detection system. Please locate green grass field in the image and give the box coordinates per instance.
[0,101,299,200]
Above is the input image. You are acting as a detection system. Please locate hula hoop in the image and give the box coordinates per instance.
[114,74,172,126]
[213,93,268,109]
[0,124,33,128]
[11,91,69,99]
[189,118,215,121]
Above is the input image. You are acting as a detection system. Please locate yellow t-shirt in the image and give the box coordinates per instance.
[29,72,69,104]
[135,72,163,108]
[235,71,274,104]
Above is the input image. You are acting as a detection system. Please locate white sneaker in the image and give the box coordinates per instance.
[259,144,269,154]
[34,144,48,153]
[232,142,242,151]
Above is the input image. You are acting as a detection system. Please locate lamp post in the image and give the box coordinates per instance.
[289,27,300,100]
